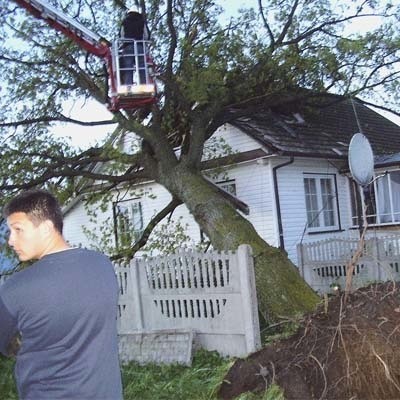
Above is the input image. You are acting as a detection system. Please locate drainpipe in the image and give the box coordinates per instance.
[273,157,294,251]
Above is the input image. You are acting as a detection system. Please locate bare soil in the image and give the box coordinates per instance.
[218,281,400,400]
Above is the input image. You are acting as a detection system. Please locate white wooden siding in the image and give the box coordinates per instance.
[63,198,112,248]
[63,126,358,268]
[63,203,94,247]
[209,124,262,155]
[63,184,203,252]
[275,158,351,264]
[63,159,277,255]
[228,161,276,245]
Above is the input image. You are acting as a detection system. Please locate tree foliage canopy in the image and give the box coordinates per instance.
[0,0,399,200]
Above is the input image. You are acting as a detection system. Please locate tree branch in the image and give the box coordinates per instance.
[279,12,388,47]
[0,113,115,128]
[275,0,300,47]
[258,0,275,48]
[111,197,183,260]
[165,0,178,83]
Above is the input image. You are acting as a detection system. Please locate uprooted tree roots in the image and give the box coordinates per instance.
[218,281,400,400]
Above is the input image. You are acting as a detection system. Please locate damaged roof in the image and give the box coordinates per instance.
[229,95,400,159]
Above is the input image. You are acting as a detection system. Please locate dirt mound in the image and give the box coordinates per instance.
[218,281,400,399]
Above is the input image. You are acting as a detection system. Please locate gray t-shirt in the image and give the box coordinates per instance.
[0,248,123,400]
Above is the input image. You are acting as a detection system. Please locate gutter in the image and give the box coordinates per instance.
[272,157,294,250]
[62,193,84,216]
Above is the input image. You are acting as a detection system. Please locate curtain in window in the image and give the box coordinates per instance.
[321,178,335,226]
[350,170,400,225]
[304,178,319,228]
[376,175,391,223]
[391,171,400,222]
[130,202,143,233]
[115,201,143,248]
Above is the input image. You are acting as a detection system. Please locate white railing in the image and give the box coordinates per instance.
[297,234,400,294]
[115,244,261,358]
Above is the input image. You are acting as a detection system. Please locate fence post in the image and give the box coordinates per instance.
[297,243,305,277]
[298,242,313,287]
[131,258,144,331]
[237,244,261,354]
[373,236,382,281]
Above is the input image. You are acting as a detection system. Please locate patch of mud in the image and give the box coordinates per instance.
[219,282,400,399]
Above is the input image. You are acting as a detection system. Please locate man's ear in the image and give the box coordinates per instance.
[41,219,56,236]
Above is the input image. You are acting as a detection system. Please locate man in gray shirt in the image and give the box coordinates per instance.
[0,189,123,399]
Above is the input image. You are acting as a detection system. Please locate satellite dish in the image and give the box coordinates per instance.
[348,133,374,186]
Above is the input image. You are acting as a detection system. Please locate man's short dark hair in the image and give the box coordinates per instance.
[3,189,63,234]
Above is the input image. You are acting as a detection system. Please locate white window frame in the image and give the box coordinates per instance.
[217,179,237,197]
[350,169,400,226]
[303,173,339,232]
[113,198,144,249]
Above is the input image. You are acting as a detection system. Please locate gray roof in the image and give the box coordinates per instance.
[375,153,400,168]
[230,95,400,159]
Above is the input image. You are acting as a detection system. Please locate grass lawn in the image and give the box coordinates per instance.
[0,350,283,399]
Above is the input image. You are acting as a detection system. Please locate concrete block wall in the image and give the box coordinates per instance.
[119,330,194,366]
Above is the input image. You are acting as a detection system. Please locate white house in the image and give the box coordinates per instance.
[63,95,400,267]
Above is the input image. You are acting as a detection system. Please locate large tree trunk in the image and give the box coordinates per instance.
[159,165,319,322]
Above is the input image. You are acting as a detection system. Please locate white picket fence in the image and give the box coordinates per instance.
[115,244,261,358]
[297,233,400,294]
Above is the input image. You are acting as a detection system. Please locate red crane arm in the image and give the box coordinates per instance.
[10,0,157,111]
[12,0,111,58]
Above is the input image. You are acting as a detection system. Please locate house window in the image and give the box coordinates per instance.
[217,179,237,196]
[113,199,143,248]
[303,174,339,231]
[350,170,400,225]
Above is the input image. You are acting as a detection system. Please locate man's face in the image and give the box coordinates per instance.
[7,212,48,261]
